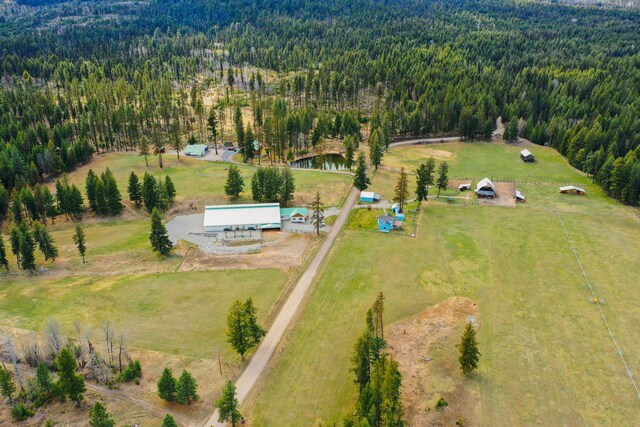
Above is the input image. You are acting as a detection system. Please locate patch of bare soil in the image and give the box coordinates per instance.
[386,296,480,427]
[478,181,516,207]
[179,231,316,271]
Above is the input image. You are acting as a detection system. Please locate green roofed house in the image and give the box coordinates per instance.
[184,144,209,157]
[280,207,308,223]
[203,203,281,232]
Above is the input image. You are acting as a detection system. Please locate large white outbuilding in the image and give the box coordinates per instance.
[203,203,282,232]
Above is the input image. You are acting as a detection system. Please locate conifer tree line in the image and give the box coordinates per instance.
[345,292,403,426]
[1,0,640,210]
[250,167,296,206]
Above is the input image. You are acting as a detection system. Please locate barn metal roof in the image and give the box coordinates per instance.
[476,178,495,192]
[203,203,281,228]
[559,186,586,193]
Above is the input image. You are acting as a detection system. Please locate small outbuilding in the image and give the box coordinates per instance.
[280,207,308,223]
[515,190,526,202]
[559,186,586,195]
[476,178,496,198]
[459,182,472,191]
[184,144,209,157]
[360,191,381,203]
[378,215,394,233]
[520,149,535,163]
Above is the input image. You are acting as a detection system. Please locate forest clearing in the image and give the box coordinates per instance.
[2,0,640,425]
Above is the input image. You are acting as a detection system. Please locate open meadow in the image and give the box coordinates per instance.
[247,141,640,426]
[62,152,353,209]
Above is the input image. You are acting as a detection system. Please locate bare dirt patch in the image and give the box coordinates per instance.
[386,296,480,427]
[477,181,516,207]
[178,231,316,271]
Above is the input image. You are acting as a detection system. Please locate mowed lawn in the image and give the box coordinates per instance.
[248,143,640,425]
[0,269,287,360]
[61,152,352,207]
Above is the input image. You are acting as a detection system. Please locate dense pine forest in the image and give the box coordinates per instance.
[1,0,640,217]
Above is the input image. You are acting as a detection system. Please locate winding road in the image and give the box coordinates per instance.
[201,135,462,426]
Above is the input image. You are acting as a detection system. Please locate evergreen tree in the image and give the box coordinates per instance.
[32,221,58,261]
[225,165,244,198]
[344,135,355,169]
[86,169,98,212]
[436,161,449,197]
[216,381,242,427]
[164,176,176,204]
[73,224,87,263]
[0,234,8,270]
[393,167,409,212]
[242,124,255,163]
[11,192,23,225]
[128,172,142,208]
[235,105,244,146]
[369,129,384,171]
[161,414,178,427]
[56,348,86,406]
[36,362,54,396]
[176,370,199,405]
[149,208,172,256]
[9,225,21,264]
[311,191,324,235]
[18,224,36,271]
[94,178,107,214]
[103,168,122,214]
[142,172,158,212]
[139,136,150,167]
[0,366,16,403]
[459,322,480,376]
[0,183,9,222]
[68,185,84,218]
[279,167,296,206]
[226,298,266,360]
[207,106,218,155]
[353,152,370,191]
[157,368,177,402]
[416,163,428,203]
[89,402,115,427]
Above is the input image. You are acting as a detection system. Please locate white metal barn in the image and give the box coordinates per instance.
[203,203,282,232]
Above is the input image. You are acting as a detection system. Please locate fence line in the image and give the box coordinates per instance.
[556,211,640,400]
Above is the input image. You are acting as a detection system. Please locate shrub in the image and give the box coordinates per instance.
[120,360,142,382]
[11,403,35,421]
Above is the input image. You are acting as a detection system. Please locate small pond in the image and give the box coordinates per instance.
[289,153,348,170]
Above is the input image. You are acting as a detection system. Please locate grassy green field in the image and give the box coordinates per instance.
[0,269,287,360]
[63,152,352,207]
[248,142,640,425]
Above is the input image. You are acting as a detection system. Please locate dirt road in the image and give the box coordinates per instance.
[388,136,461,148]
[201,186,359,427]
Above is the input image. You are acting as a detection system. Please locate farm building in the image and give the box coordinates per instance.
[360,191,381,203]
[515,190,526,202]
[378,215,394,233]
[520,149,535,162]
[459,181,472,191]
[203,203,281,232]
[280,207,308,223]
[476,178,496,198]
[184,144,209,157]
[559,186,586,195]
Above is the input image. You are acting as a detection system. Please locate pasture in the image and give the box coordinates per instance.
[62,152,353,208]
[247,142,640,426]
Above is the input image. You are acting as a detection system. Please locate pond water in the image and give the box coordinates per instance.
[289,153,348,170]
